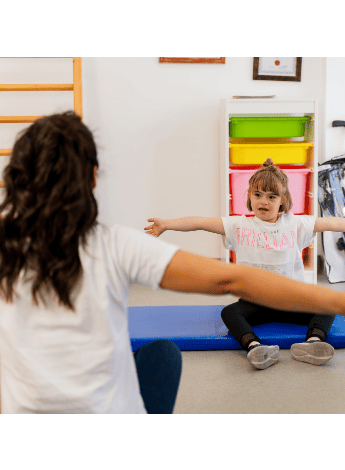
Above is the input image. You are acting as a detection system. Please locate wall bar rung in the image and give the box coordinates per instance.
[0,149,11,156]
[0,116,40,123]
[0,84,74,91]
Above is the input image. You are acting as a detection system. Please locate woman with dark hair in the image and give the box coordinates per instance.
[0,112,345,414]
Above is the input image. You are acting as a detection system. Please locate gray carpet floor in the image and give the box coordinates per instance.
[128,274,345,414]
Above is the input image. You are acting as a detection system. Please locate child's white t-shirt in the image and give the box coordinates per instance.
[0,223,179,414]
[221,213,317,282]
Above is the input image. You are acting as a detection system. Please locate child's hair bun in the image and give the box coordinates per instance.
[263,158,274,167]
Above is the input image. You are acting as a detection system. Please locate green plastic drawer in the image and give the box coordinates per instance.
[229,116,311,138]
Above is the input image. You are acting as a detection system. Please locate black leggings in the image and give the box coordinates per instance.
[221,299,335,351]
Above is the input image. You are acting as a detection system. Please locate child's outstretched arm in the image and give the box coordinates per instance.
[144,217,225,237]
[160,250,345,317]
[314,217,345,233]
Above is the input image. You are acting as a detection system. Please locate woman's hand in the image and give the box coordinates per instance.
[144,218,166,237]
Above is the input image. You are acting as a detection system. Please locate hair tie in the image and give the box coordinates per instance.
[264,158,274,167]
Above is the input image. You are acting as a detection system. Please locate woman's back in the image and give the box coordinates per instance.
[0,223,178,413]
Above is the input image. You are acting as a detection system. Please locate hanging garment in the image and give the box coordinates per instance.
[318,155,345,283]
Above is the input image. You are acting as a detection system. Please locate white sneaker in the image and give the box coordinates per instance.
[291,340,334,365]
[247,344,279,370]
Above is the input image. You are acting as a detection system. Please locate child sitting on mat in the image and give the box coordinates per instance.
[145,158,345,370]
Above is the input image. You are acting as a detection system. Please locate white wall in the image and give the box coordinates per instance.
[83,57,326,257]
[324,58,345,162]
[0,57,326,258]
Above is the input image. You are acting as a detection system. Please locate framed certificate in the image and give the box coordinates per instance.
[253,58,302,82]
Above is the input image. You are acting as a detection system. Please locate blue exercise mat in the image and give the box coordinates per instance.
[128,305,345,351]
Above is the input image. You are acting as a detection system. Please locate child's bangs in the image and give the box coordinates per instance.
[251,172,283,196]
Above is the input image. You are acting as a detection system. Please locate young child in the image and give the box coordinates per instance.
[145,158,344,370]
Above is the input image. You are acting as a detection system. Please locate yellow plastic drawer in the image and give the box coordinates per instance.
[229,142,313,165]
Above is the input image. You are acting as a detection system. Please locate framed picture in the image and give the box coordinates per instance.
[253,58,302,82]
[159,57,225,64]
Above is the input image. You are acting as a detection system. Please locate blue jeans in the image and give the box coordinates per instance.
[133,339,182,414]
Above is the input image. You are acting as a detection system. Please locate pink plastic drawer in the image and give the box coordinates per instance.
[229,165,312,215]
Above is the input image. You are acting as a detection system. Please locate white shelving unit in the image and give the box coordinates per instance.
[219,98,318,284]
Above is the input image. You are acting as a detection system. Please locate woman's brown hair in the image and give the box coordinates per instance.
[0,111,99,311]
[246,158,293,213]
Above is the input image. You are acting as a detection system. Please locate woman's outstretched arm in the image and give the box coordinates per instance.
[160,250,344,316]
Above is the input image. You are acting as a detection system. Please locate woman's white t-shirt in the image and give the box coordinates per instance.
[0,224,179,414]
[221,213,316,282]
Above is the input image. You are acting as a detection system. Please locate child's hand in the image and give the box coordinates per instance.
[144,218,166,237]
